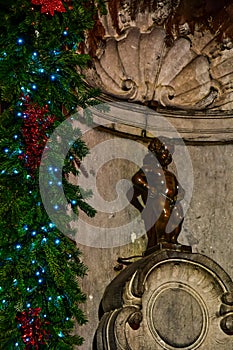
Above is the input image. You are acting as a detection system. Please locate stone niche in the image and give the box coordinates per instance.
[75,1,233,349]
[82,0,233,142]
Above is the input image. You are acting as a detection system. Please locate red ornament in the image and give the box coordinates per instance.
[20,96,56,174]
[16,308,50,349]
[31,0,66,16]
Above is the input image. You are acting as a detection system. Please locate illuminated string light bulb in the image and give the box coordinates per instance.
[17,38,23,44]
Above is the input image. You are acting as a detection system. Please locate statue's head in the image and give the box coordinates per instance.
[148,137,174,167]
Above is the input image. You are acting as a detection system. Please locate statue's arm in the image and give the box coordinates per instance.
[126,170,148,212]
[126,186,144,212]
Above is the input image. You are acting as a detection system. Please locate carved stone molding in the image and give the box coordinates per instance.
[87,100,233,143]
[94,250,233,349]
[83,0,233,142]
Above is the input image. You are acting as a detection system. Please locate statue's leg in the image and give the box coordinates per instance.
[146,226,158,249]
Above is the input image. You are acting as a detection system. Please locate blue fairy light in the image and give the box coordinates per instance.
[53,205,59,210]
[26,175,31,179]
[66,317,69,321]
[26,287,30,291]
[23,225,28,231]
[48,297,52,301]
[48,166,53,171]
[50,75,56,81]
[32,51,38,57]
[13,170,19,174]
[31,84,37,90]
[69,156,73,160]
[63,30,68,36]
[41,226,47,232]
[31,260,36,264]
[41,237,48,243]
[31,231,37,237]
[35,271,40,276]
[71,200,77,205]
[57,181,62,186]
[48,181,53,185]
[17,38,23,45]
[15,244,22,250]
[54,238,60,245]
[2,299,6,304]
[17,112,22,117]
[1,170,5,174]
[15,342,19,346]
[49,222,55,228]
[54,168,58,172]
[38,278,43,284]
[18,149,23,154]
[4,148,9,153]
[26,303,31,308]
[13,135,18,139]
[58,331,64,338]
[39,68,45,73]
[25,338,30,342]
[44,314,47,318]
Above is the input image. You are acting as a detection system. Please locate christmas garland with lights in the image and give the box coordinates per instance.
[0,0,105,349]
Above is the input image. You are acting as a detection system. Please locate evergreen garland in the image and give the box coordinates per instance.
[0,1,105,348]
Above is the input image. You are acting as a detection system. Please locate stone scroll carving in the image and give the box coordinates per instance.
[94,250,233,349]
[84,1,233,112]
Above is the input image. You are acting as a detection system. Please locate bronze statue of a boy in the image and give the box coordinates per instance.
[127,137,185,251]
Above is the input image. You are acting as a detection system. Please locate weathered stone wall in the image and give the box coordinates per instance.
[74,127,233,349]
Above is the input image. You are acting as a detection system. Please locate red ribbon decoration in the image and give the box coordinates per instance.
[31,0,66,16]
[19,96,56,174]
[16,308,50,349]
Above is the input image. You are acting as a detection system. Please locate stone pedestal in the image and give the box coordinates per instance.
[94,249,233,350]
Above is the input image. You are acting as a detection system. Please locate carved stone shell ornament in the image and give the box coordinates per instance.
[83,0,233,142]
